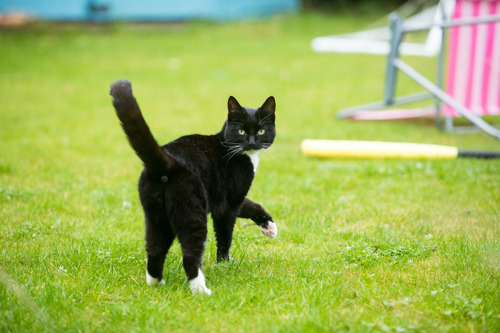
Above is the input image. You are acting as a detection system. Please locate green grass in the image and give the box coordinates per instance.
[1,12,499,332]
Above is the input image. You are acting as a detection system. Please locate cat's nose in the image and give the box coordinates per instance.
[248,136,256,146]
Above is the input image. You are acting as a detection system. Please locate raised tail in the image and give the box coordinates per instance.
[110,80,176,176]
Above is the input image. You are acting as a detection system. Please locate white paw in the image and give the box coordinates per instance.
[146,271,164,286]
[189,269,212,295]
[259,221,278,238]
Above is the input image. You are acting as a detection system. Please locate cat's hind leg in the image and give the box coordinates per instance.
[144,210,175,286]
[174,213,211,295]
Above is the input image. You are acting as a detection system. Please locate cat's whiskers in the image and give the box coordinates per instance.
[221,141,245,162]
[224,145,241,154]
[260,145,276,160]
[220,139,239,148]
[225,149,243,163]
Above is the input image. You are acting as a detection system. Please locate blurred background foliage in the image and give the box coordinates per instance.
[303,0,408,12]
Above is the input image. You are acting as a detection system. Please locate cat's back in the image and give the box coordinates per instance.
[160,133,253,192]
[162,133,223,168]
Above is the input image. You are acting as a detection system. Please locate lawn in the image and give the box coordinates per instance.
[1,10,499,332]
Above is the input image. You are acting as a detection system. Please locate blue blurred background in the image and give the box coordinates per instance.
[0,0,300,21]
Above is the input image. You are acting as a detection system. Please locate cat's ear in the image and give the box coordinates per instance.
[228,96,242,114]
[260,96,276,114]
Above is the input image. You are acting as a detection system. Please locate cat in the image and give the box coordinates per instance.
[110,79,277,295]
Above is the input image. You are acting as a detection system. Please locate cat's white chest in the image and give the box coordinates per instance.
[243,150,260,173]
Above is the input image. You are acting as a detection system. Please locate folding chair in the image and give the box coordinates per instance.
[337,0,500,139]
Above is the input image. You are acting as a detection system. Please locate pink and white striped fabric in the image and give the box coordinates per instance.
[444,0,500,117]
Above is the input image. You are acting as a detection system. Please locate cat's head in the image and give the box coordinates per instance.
[223,96,276,154]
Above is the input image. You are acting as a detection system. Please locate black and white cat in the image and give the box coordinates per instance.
[110,80,277,295]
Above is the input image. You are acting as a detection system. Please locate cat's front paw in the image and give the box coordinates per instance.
[259,221,278,238]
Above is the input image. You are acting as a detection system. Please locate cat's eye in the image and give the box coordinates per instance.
[257,129,265,135]
[238,129,246,135]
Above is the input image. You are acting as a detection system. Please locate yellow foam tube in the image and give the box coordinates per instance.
[300,139,459,159]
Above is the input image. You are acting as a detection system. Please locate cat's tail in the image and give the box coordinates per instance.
[110,80,177,176]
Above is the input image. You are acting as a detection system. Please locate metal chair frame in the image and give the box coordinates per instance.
[338,5,500,140]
